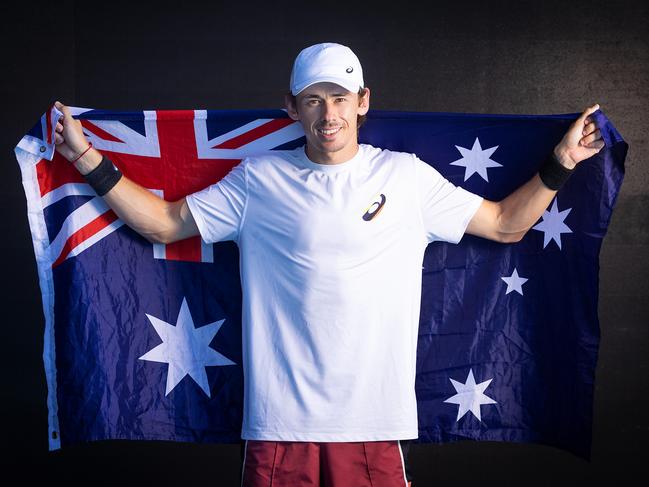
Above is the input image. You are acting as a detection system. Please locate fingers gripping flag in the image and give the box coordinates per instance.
[15,105,626,458]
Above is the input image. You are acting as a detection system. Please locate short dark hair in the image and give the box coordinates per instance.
[286,87,369,130]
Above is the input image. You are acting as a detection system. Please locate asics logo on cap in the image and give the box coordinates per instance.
[346,67,353,73]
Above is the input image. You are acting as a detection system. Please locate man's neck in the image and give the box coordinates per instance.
[305,142,360,166]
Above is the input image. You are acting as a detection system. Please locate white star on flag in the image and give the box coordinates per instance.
[139,297,235,397]
[501,267,528,295]
[532,197,573,249]
[444,369,497,422]
[450,137,502,182]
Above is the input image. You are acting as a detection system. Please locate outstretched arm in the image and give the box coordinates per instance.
[466,104,605,243]
[53,101,199,244]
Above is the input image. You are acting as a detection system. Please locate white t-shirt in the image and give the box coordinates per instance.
[186,144,483,442]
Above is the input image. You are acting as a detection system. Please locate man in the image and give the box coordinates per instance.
[53,42,603,487]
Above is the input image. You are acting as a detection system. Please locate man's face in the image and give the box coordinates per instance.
[286,82,370,165]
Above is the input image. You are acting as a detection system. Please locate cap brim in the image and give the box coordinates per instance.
[291,76,363,96]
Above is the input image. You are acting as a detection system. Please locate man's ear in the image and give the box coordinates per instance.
[285,94,300,121]
[357,87,370,116]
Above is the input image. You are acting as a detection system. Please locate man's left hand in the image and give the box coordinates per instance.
[554,104,606,169]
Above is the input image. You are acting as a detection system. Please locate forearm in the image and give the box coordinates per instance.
[75,148,182,244]
[497,145,577,235]
[497,173,557,235]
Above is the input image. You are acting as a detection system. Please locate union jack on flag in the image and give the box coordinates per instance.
[15,104,626,458]
[20,106,305,267]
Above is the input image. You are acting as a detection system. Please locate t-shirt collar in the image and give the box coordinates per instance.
[296,144,364,173]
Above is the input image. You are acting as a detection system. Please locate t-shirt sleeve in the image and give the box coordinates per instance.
[414,155,484,244]
[185,159,248,243]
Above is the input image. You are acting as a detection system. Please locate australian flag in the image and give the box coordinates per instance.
[14,105,626,459]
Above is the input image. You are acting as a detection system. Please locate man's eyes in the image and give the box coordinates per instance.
[304,97,348,106]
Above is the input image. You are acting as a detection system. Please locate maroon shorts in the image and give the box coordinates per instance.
[240,440,409,487]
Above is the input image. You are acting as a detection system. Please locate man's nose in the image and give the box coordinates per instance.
[321,100,337,122]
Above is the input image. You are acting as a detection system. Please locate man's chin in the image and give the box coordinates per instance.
[307,136,341,151]
[317,142,345,155]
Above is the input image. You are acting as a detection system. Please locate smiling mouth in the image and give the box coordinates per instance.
[318,126,342,137]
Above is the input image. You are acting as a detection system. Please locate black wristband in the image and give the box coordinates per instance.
[538,151,574,191]
[84,155,123,196]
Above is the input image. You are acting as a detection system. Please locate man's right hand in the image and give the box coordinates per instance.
[53,101,102,173]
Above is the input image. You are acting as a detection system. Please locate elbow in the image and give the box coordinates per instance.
[142,233,165,245]
[494,208,528,243]
[143,201,183,245]
[498,229,528,243]
[142,229,173,245]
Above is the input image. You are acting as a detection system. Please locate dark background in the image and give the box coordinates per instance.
[2,1,647,485]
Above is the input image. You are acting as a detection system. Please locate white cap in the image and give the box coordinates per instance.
[289,42,364,96]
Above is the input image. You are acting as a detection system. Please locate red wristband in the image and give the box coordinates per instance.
[71,142,93,163]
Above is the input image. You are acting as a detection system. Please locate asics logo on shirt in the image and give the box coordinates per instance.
[362,194,386,221]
